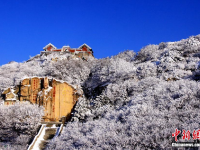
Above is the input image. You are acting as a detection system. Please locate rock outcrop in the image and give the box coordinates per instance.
[2,77,82,122]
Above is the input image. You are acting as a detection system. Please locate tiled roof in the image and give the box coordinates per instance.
[43,43,57,50]
[78,43,92,49]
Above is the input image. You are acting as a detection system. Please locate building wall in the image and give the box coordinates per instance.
[82,46,88,51]
[52,49,61,52]
[47,46,53,51]
[4,100,15,106]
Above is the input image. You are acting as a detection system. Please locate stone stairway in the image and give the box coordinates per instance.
[28,124,63,150]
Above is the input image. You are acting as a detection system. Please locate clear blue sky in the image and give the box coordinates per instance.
[0,0,200,65]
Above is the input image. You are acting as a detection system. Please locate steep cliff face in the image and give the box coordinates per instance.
[2,77,82,122]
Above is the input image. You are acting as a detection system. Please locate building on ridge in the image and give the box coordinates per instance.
[42,43,94,58]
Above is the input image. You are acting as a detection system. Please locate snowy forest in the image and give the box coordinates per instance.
[1,35,200,149]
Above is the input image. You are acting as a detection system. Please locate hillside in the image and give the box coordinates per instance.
[1,35,200,149]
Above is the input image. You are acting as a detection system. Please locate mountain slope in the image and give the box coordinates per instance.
[47,35,200,149]
[0,35,200,149]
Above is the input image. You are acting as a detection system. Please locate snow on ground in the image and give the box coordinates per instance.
[29,124,46,150]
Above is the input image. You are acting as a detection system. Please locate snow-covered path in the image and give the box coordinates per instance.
[28,124,46,150]
[28,124,61,150]
[31,124,46,150]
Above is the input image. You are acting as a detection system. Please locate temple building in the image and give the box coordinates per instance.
[42,43,94,58]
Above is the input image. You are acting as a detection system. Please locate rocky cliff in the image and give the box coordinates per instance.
[2,77,82,122]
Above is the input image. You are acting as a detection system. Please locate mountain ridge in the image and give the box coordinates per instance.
[1,34,200,149]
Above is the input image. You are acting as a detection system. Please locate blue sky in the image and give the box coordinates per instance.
[0,0,200,65]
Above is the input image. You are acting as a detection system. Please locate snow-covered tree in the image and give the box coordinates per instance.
[1,34,200,149]
[0,102,43,150]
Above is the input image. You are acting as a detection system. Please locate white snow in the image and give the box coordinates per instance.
[28,124,46,150]
[28,124,61,150]
[78,43,92,50]
[53,124,63,139]
[44,87,52,95]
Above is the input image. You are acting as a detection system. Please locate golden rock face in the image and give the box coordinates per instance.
[44,77,49,89]
[2,77,81,122]
[21,78,30,85]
